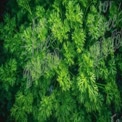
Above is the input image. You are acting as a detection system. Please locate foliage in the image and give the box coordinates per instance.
[0,0,122,121]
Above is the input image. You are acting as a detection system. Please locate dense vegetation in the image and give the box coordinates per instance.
[0,0,122,121]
